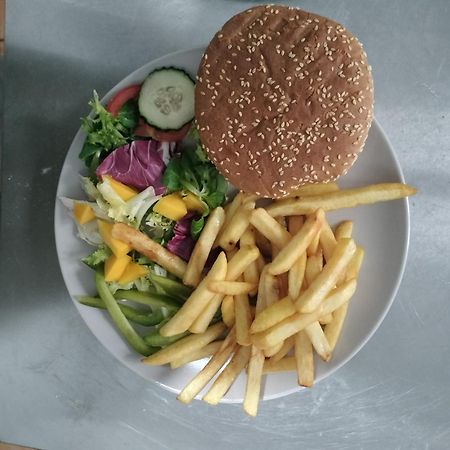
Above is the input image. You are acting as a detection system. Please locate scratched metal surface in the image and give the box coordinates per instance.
[1,0,449,449]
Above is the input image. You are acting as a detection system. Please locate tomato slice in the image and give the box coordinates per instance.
[106,84,141,117]
[134,120,191,142]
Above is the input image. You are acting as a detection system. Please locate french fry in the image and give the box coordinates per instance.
[325,302,349,352]
[143,322,226,366]
[203,345,252,405]
[209,280,257,296]
[304,250,323,287]
[268,211,323,275]
[189,246,260,332]
[296,239,356,313]
[252,279,356,348]
[346,246,365,281]
[112,223,187,278]
[264,272,280,307]
[221,295,235,327]
[226,245,260,281]
[244,262,260,296]
[170,341,223,369]
[250,208,291,249]
[218,200,255,251]
[269,335,295,363]
[287,215,306,300]
[294,331,314,386]
[325,247,364,351]
[250,296,297,334]
[160,253,227,336]
[263,356,296,374]
[306,229,321,256]
[183,207,225,287]
[219,325,236,352]
[319,217,337,262]
[189,293,224,334]
[177,342,237,404]
[255,267,268,315]
[288,252,306,299]
[319,313,333,325]
[305,321,331,361]
[215,192,243,247]
[286,182,339,197]
[240,229,261,295]
[243,346,265,416]
[235,293,253,346]
[335,220,353,240]
[252,309,321,350]
[267,183,417,216]
[240,227,256,246]
[263,341,284,358]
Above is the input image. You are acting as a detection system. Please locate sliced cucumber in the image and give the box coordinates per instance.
[138,67,195,131]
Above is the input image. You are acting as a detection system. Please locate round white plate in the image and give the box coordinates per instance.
[54,47,410,403]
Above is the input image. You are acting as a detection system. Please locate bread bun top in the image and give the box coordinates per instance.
[195,5,374,198]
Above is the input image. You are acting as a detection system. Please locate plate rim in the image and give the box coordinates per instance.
[54,46,410,403]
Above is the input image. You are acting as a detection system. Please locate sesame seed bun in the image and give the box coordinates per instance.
[195,5,374,198]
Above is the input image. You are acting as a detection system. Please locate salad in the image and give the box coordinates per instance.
[62,67,227,355]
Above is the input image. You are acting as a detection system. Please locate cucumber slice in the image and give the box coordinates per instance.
[138,67,195,131]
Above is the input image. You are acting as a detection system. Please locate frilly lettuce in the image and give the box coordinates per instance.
[95,177,160,227]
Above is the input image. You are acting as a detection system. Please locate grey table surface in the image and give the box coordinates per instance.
[1,0,449,449]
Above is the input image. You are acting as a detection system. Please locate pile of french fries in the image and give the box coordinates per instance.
[113,182,416,416]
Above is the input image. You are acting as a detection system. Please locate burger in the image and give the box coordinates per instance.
[195,5,374,198]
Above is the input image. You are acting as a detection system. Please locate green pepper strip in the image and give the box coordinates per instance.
[95,272,153,356]
[78,296,165,327]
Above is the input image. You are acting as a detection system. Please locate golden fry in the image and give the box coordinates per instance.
[250,296,297,334]
[305,321,331,361]
[288,252,306,299]
[144,322,226,366]
[263,341,284,358]
[226,245,260,281]
[319,217,337,262]
[296,239,356,313]
[263,356,296,374]
[221,295,235,327]
[319,313,333,325]
[209,280,257,296]
[189,293,224,334]
[268,210,323,275]
[170,341,223,369]
[334,220,353,240]
[183,207,225,287]
[112,223,187,278]
[252,279,356,349]
[215,193,243,246]
[160,253,227,336]
[304,250,323,287]
[177,342,236,404]
[269,335,295,363]
[203,345,252,405]
[346,246,365,281]
[267,183,417,216]
[217,200,255,251]
[294,331,314,387]
[286,182,339,197]
[243,346,265,417]
[250,208,291,249]
[235,293,253,346]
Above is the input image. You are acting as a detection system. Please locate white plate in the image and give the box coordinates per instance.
[54,47,410,403]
